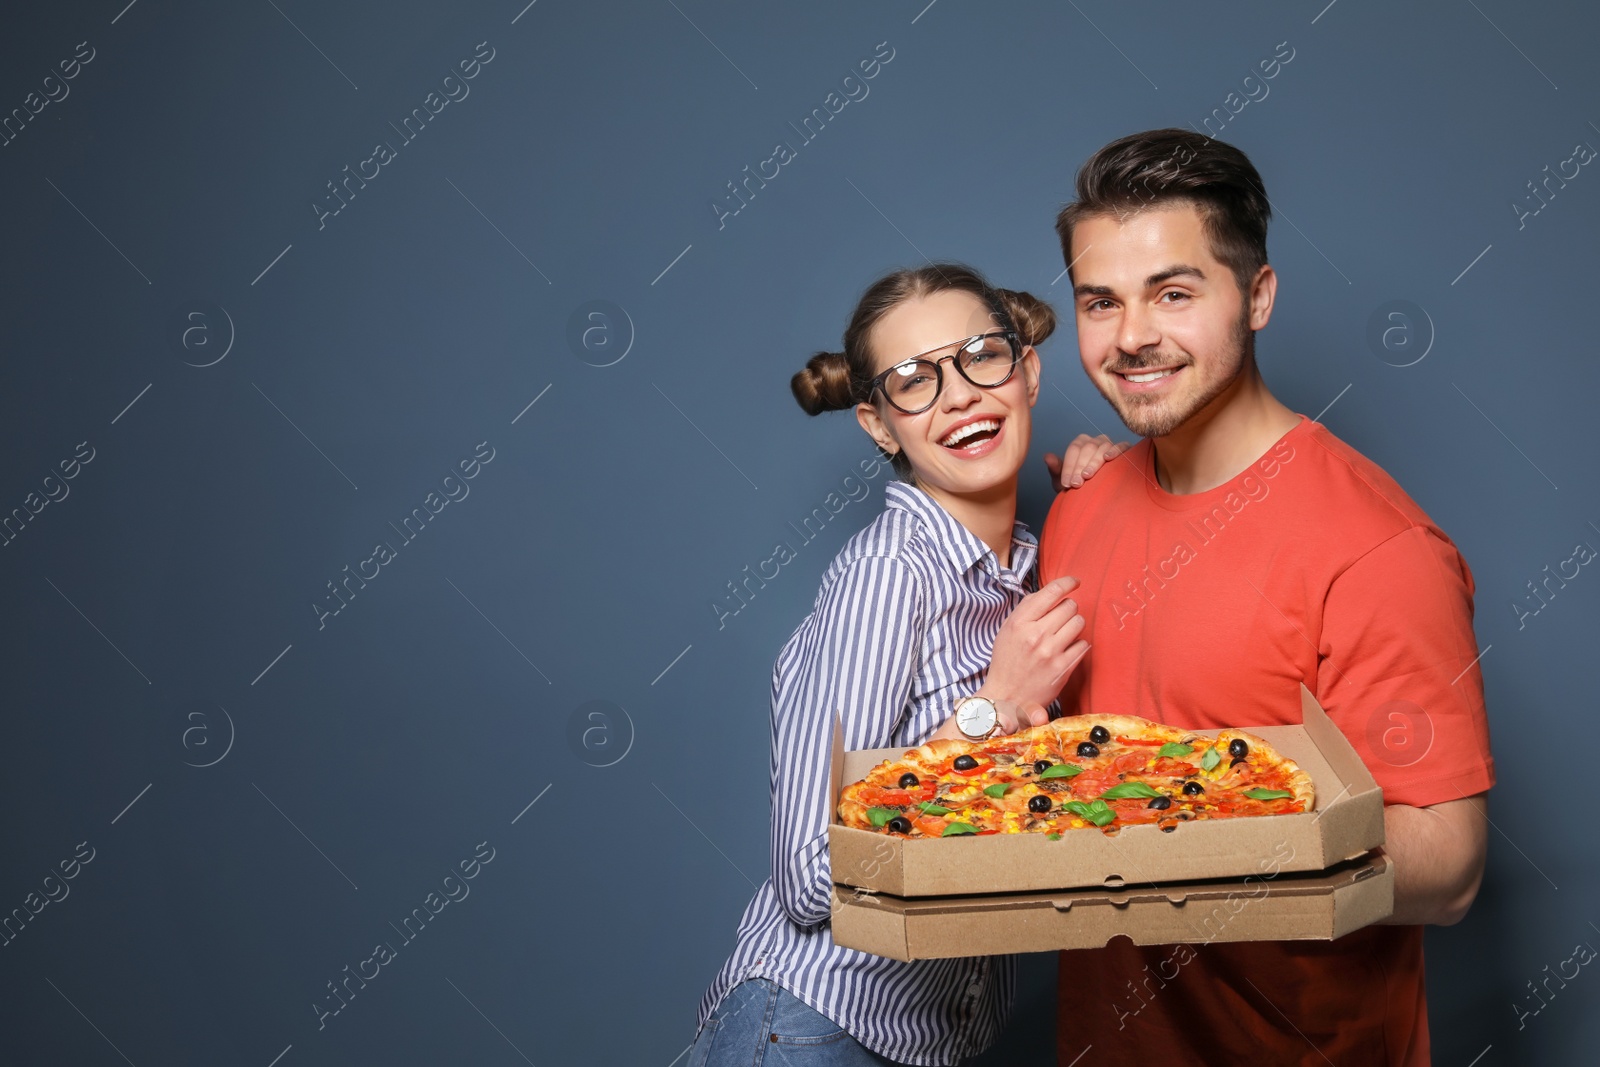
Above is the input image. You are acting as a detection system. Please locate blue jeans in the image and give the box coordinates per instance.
[690,979,908,1067]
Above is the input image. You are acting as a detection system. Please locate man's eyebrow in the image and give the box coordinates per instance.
[1073,265,1206,300]
[1145,264,1205,288]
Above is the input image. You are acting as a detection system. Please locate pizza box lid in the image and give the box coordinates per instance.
[828,684,1385,897]
[829,850,1394,961]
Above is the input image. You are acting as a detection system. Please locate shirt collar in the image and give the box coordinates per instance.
[883,480,1037,581]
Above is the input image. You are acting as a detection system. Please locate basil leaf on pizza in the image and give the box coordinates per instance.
[1201,746,1222,771]
[917,801,951,815]
[1156,742,1194,757]
[1100,781,1162,800]
[940,822,979,836]
[982,783,1008,798]
[867,806,897,828]
[1039,763,1083,780]
[1243,788,1293,800]
[1063,800,1117,827]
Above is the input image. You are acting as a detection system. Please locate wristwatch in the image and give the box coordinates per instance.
[953,696,1000,740]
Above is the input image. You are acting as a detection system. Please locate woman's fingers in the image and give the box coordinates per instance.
[1061,434,1137,488]
[1053,436,1096,490]
[1010,575,1079,622]
[1057,611,1088,645]
[1051,435,1131,492]
[994,699,1058,735]
[1065,434,1109,487]
[1036,585,1088,633]
[1085,440,1131,476]
[1032,596,1084,641]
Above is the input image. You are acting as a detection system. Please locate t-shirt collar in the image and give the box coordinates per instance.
[884,480,1036,580]
[1139,413,1312,512]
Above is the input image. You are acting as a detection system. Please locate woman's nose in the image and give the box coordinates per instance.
[939,365,982,408]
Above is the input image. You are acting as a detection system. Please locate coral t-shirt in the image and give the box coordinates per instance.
[1038,414,1495,1067]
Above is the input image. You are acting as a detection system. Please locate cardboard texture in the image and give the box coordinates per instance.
[830,852,1395,961]
[829,685,1385,896]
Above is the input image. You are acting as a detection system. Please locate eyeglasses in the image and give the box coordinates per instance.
[867,330,1022,415]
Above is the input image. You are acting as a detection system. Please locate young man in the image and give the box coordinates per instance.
[1038,129,1494,1065]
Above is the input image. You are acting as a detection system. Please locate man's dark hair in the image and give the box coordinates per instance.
[1055,129,1272,295]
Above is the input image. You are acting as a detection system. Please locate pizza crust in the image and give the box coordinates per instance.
[911,737,978,765]
[1216,728,1316,810]
[837,794,875,829]
[1045,713,1194,745]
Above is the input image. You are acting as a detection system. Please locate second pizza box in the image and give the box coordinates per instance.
[830,851,1394,961]
[828,684,1383,896]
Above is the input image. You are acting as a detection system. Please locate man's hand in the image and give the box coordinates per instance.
[1379,793,1490,926]
[1044,433,1131,492]
[977,575,1089,708]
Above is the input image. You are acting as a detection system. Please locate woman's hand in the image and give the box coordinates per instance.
[1044,433,1130,491]
[978,575,1090,708]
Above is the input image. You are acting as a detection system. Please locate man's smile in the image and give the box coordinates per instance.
[1111,364,1186,393]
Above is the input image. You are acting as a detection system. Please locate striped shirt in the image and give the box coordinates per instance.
[696,480,1044,1067]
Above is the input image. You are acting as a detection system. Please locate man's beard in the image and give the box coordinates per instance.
[1098,310,1254,438]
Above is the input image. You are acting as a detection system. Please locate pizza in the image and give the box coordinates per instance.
[838,713,1313,837]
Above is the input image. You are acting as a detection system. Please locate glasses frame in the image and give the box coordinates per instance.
[866,329,1023,415]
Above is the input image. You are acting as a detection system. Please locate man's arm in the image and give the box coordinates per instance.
[1380,793,1489,926]
[1315,523,1496,926]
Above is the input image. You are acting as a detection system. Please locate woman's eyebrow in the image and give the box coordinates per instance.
[906,332,986,360]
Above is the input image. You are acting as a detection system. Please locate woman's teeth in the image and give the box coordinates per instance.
[940,418,1001,448]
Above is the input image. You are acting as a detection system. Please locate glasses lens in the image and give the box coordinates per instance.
[885,360,939,411]
[958,333,1017,386]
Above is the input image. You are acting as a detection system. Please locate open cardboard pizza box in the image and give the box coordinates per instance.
[828,684,1384,897]
[830,851,1394,960]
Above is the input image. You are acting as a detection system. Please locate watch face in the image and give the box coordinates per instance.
[957,698,996,736]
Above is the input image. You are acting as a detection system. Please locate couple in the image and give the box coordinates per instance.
[688,129,1495,1066]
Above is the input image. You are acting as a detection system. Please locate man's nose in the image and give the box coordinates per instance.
[1117,303,1161,355]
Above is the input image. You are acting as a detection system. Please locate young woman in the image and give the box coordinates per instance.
[688,264,1122,1067]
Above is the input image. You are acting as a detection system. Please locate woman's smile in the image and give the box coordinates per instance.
[935,413,1007,457]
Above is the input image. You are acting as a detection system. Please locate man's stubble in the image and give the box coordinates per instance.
[1099,306,1255,439]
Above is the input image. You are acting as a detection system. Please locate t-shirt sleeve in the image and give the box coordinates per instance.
[1316,525,1496,808]
[767,555,925,928]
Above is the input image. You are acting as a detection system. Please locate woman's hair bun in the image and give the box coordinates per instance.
[791,350,857,415]
[993,287,1057,348]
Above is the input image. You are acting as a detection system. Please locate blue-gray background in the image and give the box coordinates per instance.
[1,1,1594,1064]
